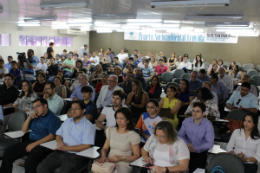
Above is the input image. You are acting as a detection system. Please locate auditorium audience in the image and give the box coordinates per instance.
[55,54,62,66]
[126,80,148,123]
[96,75,123,114]
[168,52,176,71]
[138,57,152,68]
[173,55,183,69]
[70,71,84,92]
[59,49,68,59]
[155,58,168,76]
[150,56,157,69]
[32,71,47,97]
[70,74,95,101]
[113,57,123,68]
[236,75,258,97]
[142,59,154,80]
[189,71,203,93]
[43,82,64,115]
[226,112,260,173]
[207,63,219,76]
[95,72,108,94]
[0,59,8,83]
[107,48,114,61]
[82,54,91,71]
[46,57,59,81]
[226,82,258,113]
[89,64,102,88]
[159,85,181,128]
[0,98,61,173]
[95,89,127,148]
[9,61,21,87]
[100,51,111,70]
[178,102,214,173]
[210,74,229,118]
[229,64,243,85]
[135,67,146,89]
[107,63,115,75]
[4,56,13,72]
[198,69,210,83]
[177,54,191,72]
[18,49,37,81]
[218,67,233,94]
[114,66,124,83]
[185,87,220,119]
[53,76,67,98]
[144,75,162,100]
[62,53,75,77]
[35,57,48,72]
[117,49,129,64]
[119,71,134,95]
[218,59,223,67]
[37,100,95,173]
[178,79,195,115]
[203,81,219,104]
[57,70,69,88]
[141,121,189,173]
[96,107,140,173]
[137,52,143,63]
[71,60,87,79]
[193,54,204,72]
[228,61,236,71]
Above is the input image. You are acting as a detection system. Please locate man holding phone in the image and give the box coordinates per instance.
[0,98,61,173]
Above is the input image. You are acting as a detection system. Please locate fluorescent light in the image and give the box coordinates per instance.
[67,22,92,26]
[151,24,180,28]
[23,16,57,22]
[52,25,70,29]
[151,0,229,8]
[94,24,121,28]
[185,14,243,20]
[164,20,181,24]
[92,14,136,19]
[121,26,140,30]
[127,19,162,25]
[96,30,113,33]
[205,22,250,27]
[40,1,89,10]
[116,29,141,32]
[18,22,41,26]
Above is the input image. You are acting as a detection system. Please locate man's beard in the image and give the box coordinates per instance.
[73,114,83,120]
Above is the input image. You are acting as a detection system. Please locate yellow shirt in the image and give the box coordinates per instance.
[162,97,179,128]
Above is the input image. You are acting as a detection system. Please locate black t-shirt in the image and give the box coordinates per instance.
[85,100,97,123]
[47,47,53,58]
[0,84,19,105]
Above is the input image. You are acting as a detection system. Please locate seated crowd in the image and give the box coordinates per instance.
[0,46,259,173]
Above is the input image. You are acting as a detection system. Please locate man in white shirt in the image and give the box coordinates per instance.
[203,81,219,104]
[35,57,48,72]
[218,67,233,94]
[95,89,127,147]
[89,52,99,73]
[117,49,128,64]
[0,59,8,83]
[177,55,192,72]
[78,44,89,59]
[138,57,152,68]
[145,51,152,59]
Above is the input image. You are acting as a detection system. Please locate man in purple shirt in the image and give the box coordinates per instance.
[107,48,114,62]
[178,102,214,173]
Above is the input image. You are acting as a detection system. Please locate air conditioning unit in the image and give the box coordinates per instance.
[59,29,88,36]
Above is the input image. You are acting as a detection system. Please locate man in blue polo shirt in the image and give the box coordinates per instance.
[4,56,13,72]
[226,82,258,113]
[0,98,61,173]
[37,101,95,173]
[18,49,37,81]
[189,71,203,93]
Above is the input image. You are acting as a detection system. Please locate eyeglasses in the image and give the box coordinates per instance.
[236,99,241,105]
[69,108,82,112]
[155,135,166,140]
[32,105,42,110]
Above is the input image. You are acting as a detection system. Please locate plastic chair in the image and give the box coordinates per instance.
[251,75,260,86]
[172,69,184,78]
[236,62,242,68]
[247,70,259,78]
[206,153,244,173]
[247,63,254,68]
[173,78,182,84]
[161,72,173,88]
[180,73,190,80]
[250,79,257,86]
[204,62,210,67]
[223,61,230,67]
[60,101,68,115]
[242,64,254,72]
[66,87,71,98]
[221,110,247,142]
[0,111,27,150]
[257,65,260,72]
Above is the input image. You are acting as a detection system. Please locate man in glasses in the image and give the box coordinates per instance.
[178,102,214,173]
[226,82,258,113]
[0,98,61,173]
[119,71,134,95]
[43,82,64,115]
[96,75,123,115]
[37,100,95,173]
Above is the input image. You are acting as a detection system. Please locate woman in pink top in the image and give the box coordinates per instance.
[155,59,168,76]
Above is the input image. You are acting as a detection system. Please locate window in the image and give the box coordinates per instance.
[19,35,72,46]
[0,34,11,46]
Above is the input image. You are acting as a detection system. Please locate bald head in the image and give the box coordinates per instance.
[190,71,198,82]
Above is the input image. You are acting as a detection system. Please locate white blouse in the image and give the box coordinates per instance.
[226,129,260,163]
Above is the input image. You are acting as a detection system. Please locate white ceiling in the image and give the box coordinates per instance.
[0,0,260,32]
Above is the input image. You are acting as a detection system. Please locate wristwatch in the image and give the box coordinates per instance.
[165,167,169,173]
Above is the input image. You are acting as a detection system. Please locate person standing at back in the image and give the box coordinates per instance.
[47,42,54,59]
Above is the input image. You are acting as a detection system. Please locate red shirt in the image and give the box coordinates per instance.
[95,82,108,93]
[155,65,168,75]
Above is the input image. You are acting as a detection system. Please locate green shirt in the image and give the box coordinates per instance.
[64,59,75,72]
[47,94,64,115]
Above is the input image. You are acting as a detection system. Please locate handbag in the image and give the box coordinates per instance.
[91,161,117,173]
[158,108,175,119]
[224,118,243,134]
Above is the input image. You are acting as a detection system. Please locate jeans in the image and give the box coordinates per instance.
[63,70,71,77]
[0,140,52,173]
[37,151,88,173]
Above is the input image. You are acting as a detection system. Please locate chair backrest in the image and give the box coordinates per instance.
[206,153,244,173]
[247,63,254,67]
[227,110,247,120]
[180,73,190,80]
[223,61,230,67]
[253,85,259,97]
[247,70,259,78]
[8,111,28,131]
[173,69,184,78]
[66,87,71,97]
[243,64,254,71]
[251,75,260,86]
[60,101,68,115]
[236,62,241,68]
[160,72,173,82]
[204,62,210,67]
[250,78,257,86]
[173,78,182,84]
[257,65,260,72]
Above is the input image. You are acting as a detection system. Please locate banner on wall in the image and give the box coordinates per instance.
[124,32,238,44]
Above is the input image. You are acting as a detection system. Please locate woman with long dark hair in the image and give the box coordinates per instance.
[229,65,243,84]
[144,75,162,101]
[71,60,87,79]
[168,52,176,71]
[193,55,204,72]
[57,70,69,88]
[226,112,260,173]
[32,71,47,97]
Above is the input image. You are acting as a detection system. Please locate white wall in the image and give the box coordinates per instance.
[0,23,89,62]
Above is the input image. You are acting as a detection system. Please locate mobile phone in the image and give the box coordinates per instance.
[143,163,154,168]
